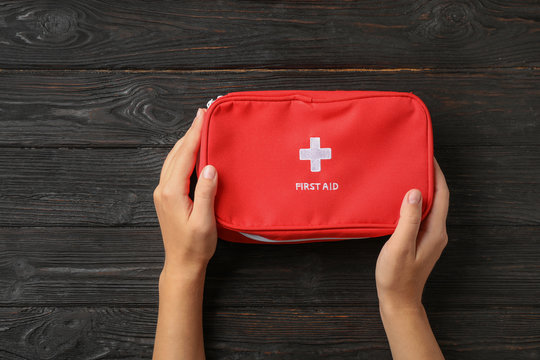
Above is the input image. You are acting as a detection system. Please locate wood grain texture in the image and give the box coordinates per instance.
[0,1,539,69]
[0,146,538,227]
[0,70,538,147]
[1,1,538,358]
[1,226,538,307]
[0,306,538,360]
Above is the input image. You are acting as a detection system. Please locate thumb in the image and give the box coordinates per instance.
[389,189,423,254]
[191,165,218,221]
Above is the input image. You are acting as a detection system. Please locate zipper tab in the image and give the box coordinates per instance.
[206,95,224,109]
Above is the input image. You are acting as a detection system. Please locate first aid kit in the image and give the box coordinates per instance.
[197,90,434,244]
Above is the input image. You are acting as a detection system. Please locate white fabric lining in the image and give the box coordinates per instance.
[239,232,367,243]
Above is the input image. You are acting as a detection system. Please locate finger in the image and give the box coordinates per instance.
[417,157,450,257]
[388,188,423,257]
[160,137,184,183]
[162,108,205,183]
[160,108,204,182]
[190,164,218,223]
[420,157,450,234]
[165,108,206,194]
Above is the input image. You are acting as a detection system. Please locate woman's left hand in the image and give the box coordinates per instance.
[153,108,219,274]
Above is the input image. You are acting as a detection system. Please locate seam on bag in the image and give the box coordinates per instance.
[215,216,398,232]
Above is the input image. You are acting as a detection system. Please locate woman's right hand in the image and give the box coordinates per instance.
[374,157,449,360]
[375,157,450,311]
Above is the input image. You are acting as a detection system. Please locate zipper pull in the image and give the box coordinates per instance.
[206,95,224,108]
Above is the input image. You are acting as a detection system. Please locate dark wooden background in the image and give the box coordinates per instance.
[0,1,539,359]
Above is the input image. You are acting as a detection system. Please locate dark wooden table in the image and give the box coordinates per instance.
[0,1,539,359]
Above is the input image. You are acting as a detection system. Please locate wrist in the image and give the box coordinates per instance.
[160,260,207,286]
[379,298,425,321]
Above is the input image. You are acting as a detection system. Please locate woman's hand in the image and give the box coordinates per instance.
[152,108,217,360]
[375,157,449,360]
[153,108,218,275]
[376,157,449,310]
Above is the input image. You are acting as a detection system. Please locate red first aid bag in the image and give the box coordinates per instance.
[197,90,434,244]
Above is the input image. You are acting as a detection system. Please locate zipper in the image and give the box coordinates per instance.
[206,91,323,109]
[206,95,224,108]
[206,91,412,109]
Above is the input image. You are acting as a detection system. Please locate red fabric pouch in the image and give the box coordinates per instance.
[197,90,434,244]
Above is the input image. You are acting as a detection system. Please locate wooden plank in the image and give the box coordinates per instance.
[0,1,538,69]
[1,226,538,307]
[0,146,538,227]
[0,70,538,147]
[0,306,538,360]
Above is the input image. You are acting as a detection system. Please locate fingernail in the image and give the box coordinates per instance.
[408,189,421,204]
[196,108,204,117]
[202,165,216,179]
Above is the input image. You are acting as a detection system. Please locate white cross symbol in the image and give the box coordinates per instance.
[299,137,332,172]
